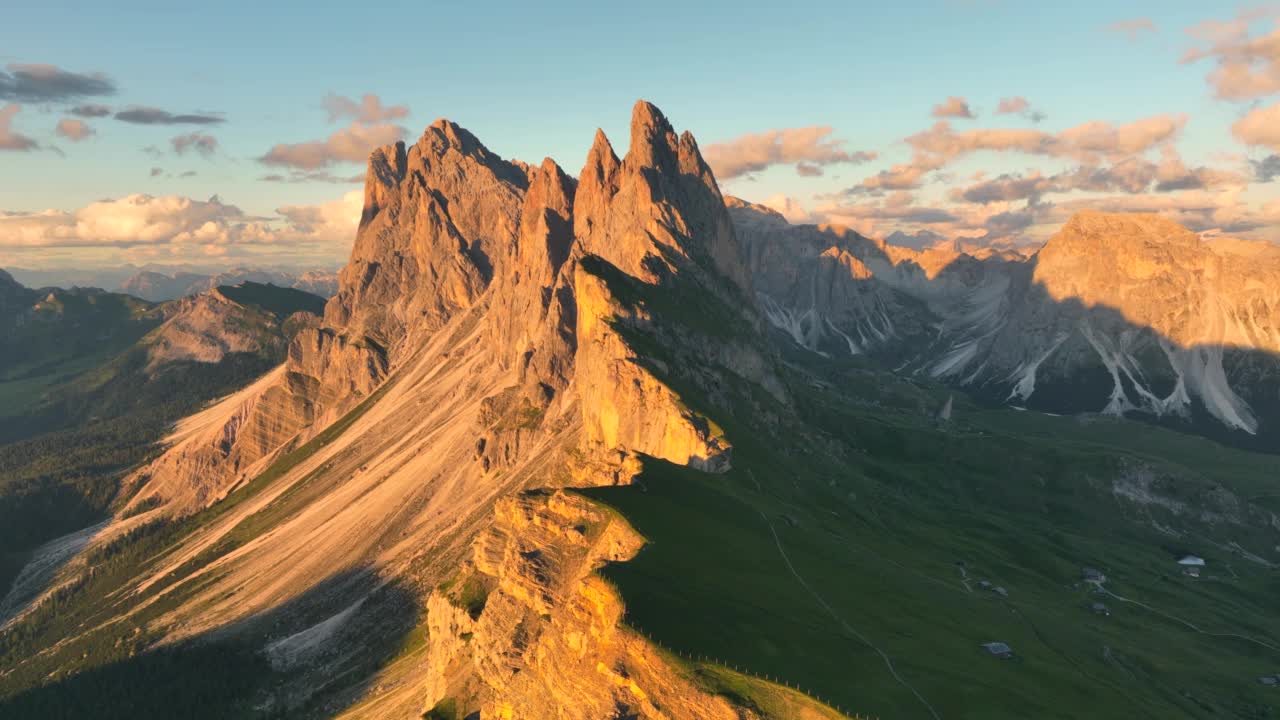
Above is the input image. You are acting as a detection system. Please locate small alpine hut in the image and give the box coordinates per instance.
[982,642,1013,659]
[1178,555,1205,578]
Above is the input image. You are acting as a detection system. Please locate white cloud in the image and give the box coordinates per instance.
[1,192,363,267]
[932,96,976,119]
[702,126,876,179]
[1233,100,1280,151]
[1182,10,1280,100]
[322,93,409,124]
[260,122,405,171]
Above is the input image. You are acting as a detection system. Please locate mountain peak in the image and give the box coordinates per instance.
[628,99,679,170]
[1056,210,1201,248]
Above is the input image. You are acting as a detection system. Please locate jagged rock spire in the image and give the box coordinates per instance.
[573,100,751,294]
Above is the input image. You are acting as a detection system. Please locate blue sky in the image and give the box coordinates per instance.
[1,1,1277,269]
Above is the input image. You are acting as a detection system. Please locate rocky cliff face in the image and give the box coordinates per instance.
[732,200,1280,445]
[48,101,818,719]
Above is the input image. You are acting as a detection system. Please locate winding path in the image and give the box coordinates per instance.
[758,508,942,720]
[1098,587,1280,655]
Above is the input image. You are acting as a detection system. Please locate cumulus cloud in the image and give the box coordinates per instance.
[0,104,38,151]
[70,104,111,118]
[844,113,1185,197]
[1232,100,1280,151]
[0,192,363,267]
[0,194,277,248]
[115,106,225,125]
[995,96,1045,123]
[171,132,218,157]
[1252,154,1280,182]
[851,156,946,194]
[276,190,362,245]
[702,126,876,180]
[1050,189,1280,235]
[55,118,93,142]
[0,63,116,103]
[950,151,1243,204]
[908,114,1185,165]
[932,96,976,119]
[996,97,1029,114]
[1182,10,1280,100]
[1106,18,1157,41]
[259,122,405,171]
[322,93,409,124]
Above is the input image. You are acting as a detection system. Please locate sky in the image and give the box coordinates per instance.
[1,0,1278,271]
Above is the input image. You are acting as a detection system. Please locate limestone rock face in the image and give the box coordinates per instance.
[573,266,731,472]
[423,490,748,720]
[330,120,529,353]
[93,100,804,719]
[733,200,1280,442]
[486,157,579,397]
[575,102,751,295]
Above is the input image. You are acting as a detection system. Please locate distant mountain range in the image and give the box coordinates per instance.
[4,265,340,301]
[120,268,339,302]
[730,198,1280,449]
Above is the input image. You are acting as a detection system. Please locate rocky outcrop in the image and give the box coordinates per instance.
[422,490,748,720]
[144,288,284,369]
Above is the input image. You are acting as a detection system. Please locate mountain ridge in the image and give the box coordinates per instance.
[730,198,1280,448]
[3,101,1280,720]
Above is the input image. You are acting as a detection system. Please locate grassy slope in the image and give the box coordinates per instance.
[578,265,1280,720]
[584,383,1280,719]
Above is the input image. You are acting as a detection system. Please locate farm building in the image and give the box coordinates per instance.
[981,642,1013,658]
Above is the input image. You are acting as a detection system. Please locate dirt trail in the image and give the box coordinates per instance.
[758,509,942,720]
[1099,587,1280,655]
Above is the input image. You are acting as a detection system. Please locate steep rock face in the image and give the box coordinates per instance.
[80,100,791,718]
[330,120,528,353]
[575,102,751,296]
[731,201,1280,442]
[573,266,731,472]
[485,158,579,397]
